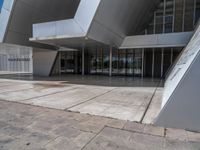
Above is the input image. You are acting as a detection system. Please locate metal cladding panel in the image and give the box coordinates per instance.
[31,0,101,45]
[155,23,200,132]
[87,0,159,47]
[0,0,14,42]
[120,32,193,49]
[31,0,159,48]
[74,0,101,33]
[1,0,80,46]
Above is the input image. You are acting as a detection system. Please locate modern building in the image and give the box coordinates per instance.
[1,0,200,131]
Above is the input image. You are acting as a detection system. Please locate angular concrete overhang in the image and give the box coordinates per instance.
[0,0,80,49]
[30,0,160,49]
[120,32,193,49]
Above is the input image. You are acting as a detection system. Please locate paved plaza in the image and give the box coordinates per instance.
[0,74,162,123]
[0,100,200,150]
[0,74,200,149]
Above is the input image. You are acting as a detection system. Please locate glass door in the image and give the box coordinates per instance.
[60,52,75,74]
[126,49,134,76]
[134,49,142,77]
[118,50,126,75]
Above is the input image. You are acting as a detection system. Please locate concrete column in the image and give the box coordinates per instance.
[82,47,85,75]
[109,47,112,77]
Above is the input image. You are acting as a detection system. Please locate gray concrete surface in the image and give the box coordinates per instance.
[0,100,200,150]
[0,74,161,122]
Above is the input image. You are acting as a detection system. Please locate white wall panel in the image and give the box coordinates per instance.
[0,43,33,73]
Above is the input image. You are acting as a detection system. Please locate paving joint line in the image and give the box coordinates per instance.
[20,86,80,102]
[140,80,161,123]
[81,126,106,150]
[0,87,36,94]
[64,87,118,111]
[106,126,165,138]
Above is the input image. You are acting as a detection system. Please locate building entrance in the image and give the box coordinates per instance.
[60,51,82,74]
[57,48,182,78]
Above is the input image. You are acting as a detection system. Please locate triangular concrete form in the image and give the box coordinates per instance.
[155,23,200,132]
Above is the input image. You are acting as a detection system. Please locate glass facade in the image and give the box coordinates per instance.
[144,0,200,35]
[57,48,181,78]
[88,49,143,77]
[52,0,196,79]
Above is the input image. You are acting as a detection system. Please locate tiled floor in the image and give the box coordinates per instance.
[0,74,162,123]
[0,100,200,150]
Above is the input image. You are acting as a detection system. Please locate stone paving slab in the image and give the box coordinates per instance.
[142,88,163,124]
[23,86,115,110]
[0,101,200,150]
[0,83,77,102]
[69,87,156,122]
[0,83,35,94]
[0,75,161,122]
[83,127,200,150]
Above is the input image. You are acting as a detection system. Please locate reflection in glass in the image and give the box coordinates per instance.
[118,50,126,75]
[126,49,134,75]
[96,49,103,74]
[134,49,142,77]
[60,52,75,73]
[103,49,109,74]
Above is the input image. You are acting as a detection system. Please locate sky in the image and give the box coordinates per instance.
[0,0,3,12]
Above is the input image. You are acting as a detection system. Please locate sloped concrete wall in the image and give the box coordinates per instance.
[33,49,57,76]
[155,23,200,132]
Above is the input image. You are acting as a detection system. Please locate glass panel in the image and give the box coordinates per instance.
[184,0,195,31]
[195,0,200,24]
[126,49,134,75]
[103,49,109,74]
[90,49,97,74]
[165,15,173,33]
[134,49,142,77]
[154,49,162,78]
[112,49,119,75]
[96,49,103,74]
[144,49,153,77]
[163,49,172,76]
[118,50,126,75]
[60,52,75,74]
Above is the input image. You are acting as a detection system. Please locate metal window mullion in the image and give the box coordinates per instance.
[152,49,155,78]
[182,0,186,32]
[172,0,176,32]
[109,47,112,77]
[161,48,164,78]
[154,12,156,34]
[171,48,173,65]
[82,47,85,75]
[163,0,166,33]
[194,0,197,26]
[142,49,144,77]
